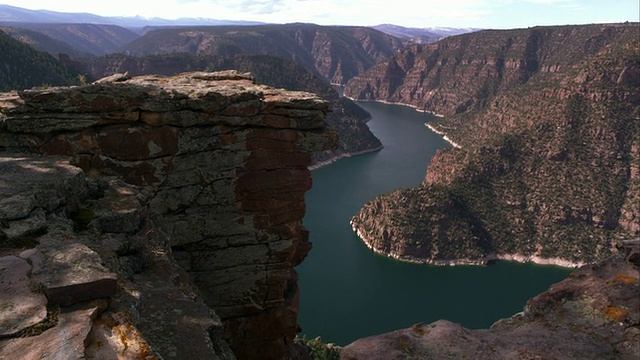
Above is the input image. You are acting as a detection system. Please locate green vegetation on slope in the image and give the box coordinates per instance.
[2,23,140,56]
[0,26,90,58]
[0,29,77,91]
[349,23,640,264]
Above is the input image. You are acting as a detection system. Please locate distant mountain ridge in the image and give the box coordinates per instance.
[0,4,263,28]
[0,28,77,91]
[0,22,140,55]
[0,4,475,46]
[0,4,107,24]
[120,24,405,85]
[372,24,480,44]
[0,5,408,85]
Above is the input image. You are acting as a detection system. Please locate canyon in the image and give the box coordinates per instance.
[118,24,405,86]
[0,17,638,359]
[347,23,640,266]
[0,71,335,359]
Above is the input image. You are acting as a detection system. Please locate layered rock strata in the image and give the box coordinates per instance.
[0,155,229,359]
[0,71,335,359]
[80,53,382,167]
[348,23,640,265]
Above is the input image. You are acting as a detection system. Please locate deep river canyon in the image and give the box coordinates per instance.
[297,99,572,346]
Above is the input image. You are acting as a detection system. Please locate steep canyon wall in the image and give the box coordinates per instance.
[347,23,640,265]
[0,71,335,359]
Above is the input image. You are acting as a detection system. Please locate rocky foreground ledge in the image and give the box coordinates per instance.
[0,71,335,359]
[341,241,640,359]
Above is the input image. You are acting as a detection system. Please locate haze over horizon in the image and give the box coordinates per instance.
[1,0,638,29]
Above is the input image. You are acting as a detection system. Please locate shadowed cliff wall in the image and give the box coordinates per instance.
[0,71,335,359]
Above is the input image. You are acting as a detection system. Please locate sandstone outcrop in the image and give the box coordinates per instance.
[80,53,383,167]
[341,241,640,359]
[0,71,335,359]
[348,23,640,265]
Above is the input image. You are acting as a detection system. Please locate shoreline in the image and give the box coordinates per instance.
[309,145,383,170]
[486,254,586,268]
[343,96,445,118]
[424,123,462,149]
[343,96,462,149]
[343,97,583,268]
[351,221,585,269]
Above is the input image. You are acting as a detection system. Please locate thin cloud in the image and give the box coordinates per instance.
[170,0,287,16]
[2,0,637,27]
[522,0,583,9]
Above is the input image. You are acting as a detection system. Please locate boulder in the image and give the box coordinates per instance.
[21,237,117,306]
[0,256,47,337]
[0,302,101,359]
[92,180,143,234]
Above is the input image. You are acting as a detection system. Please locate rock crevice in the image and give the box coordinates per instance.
[0,71,335,359]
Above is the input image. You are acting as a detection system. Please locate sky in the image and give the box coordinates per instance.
[1,0,638,29]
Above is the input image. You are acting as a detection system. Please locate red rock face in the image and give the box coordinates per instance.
[347,24,640,266]
[345,24,639,118]
[0,71,334,359]
[232,130,317,359]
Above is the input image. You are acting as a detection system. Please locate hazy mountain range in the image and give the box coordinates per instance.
[0,4,263,30]
[0,4,476,39]
[372,24,481,43]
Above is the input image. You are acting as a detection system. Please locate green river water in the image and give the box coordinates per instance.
[296,100,572,346]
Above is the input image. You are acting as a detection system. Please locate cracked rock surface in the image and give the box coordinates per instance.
[1,71,335,359]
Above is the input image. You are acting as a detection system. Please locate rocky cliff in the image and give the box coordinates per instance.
[347,23,640,265]
[0,71,335,359]
[79,52,382,166]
